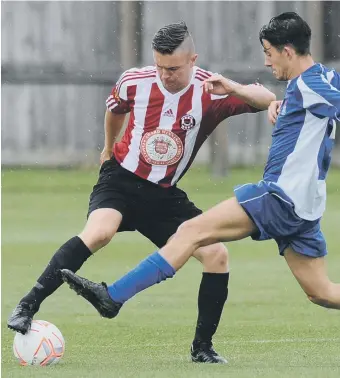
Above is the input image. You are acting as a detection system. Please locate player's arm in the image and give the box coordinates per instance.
[229,82,276,110]
[101,111,127,163]
[101,76,133,163]
[203,74,276,110]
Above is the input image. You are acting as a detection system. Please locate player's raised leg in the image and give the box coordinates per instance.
[8,208,122,334]
[61,197,256,317]
[284,247,340,309]
[160,197,256,269]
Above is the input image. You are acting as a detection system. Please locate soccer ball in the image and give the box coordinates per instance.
[13,320,65,366]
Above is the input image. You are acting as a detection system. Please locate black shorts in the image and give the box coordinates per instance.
[88,157,202,248]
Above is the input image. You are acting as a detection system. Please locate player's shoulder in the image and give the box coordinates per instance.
[319,64,340,90]
[194,66,214,82]
[294,64,339,107]
[298,63,340,91]
[194,67,229,101]
[117,66,157,86]
[122,65,157,75]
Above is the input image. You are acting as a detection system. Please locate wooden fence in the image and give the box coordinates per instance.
[2,1,339,169]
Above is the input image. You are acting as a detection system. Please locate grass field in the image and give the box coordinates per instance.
[2,166,340,378]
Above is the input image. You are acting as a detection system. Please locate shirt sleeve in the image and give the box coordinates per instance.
[329,70,340,90]
[210,91,261,125]
[105,71,133,114]
[297,73,340,122]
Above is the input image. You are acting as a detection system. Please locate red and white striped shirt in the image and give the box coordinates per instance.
[105,66,259,187]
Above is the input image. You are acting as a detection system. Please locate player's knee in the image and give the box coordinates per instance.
[202,243,228,269]
[176,219,207,246]
[79,227,114,252]
[214,243,229,268]
[177,220,198,237]
[306,285,334,308]
[308,293,328,307]
[308,295,318,305]
[95,230,113,248]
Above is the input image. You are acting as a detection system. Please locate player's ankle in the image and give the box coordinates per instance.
[192,339,212,349]
[18,300,39,312]
[20,289,42,311]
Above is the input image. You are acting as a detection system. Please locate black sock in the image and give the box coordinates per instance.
[193,272,229,348]
[20,236,92,310]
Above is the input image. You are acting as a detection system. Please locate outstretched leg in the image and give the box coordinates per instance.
[8,208,122,334]
[159,197,256,270]
[61,197,256,317]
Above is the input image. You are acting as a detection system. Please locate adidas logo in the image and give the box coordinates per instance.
[163,109,174,117]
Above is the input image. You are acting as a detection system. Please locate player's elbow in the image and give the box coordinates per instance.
[260,91,276,110]
[248,85,276,110]
[268,91,277,104]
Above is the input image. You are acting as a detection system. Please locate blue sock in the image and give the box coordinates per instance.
[107,252,176,304]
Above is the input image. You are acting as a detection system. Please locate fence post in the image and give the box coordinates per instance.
[120,1,141,70]
[304,1,324,62]
[209,121,229,177]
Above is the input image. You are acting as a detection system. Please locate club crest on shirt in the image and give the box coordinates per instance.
[180,114,196,130]
[140,129,183,166]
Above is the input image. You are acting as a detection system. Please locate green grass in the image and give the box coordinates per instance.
[2,166,340,377]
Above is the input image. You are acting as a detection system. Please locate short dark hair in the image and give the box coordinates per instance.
[152,21,190,54]
[259,12,311,55]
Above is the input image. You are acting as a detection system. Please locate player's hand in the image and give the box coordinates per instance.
[268,100,282,125]
[100,148,112,165]
[203,74,241,95]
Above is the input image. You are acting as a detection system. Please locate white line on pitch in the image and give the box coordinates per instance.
[106,338,340,349]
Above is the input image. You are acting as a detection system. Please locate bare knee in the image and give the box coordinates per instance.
[79,227,114,252]
[79,209,122,253]
[176,219,211,248]
[307,286,340,309]
[308,292,330,308]
[308,294,323,306]
[89,229,113,249]
[284,247,340,310]
[194,243,229,273]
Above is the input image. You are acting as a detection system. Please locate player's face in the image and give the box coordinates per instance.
[153,50,198,93]
[262,40,290,81]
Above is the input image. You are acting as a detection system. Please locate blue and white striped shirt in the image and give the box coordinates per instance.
[264,63,339,220]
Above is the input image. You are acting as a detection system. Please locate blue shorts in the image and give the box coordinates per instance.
[234,181,327,258]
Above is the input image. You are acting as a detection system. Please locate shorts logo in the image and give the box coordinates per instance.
[180,114,196,130]
[141,129,183,166]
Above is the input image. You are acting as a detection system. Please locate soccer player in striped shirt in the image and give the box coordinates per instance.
[9,21,275,363]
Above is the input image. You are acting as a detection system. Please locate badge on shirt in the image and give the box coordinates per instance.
[140,130,183,166]
[180,114,196,130]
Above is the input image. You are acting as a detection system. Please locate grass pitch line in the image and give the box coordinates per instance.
[231,338,340,344]
[111,338,340,349]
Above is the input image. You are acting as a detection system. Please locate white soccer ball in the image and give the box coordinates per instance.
[13,320,65,366]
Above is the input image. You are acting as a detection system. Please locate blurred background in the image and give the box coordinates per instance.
[2,1,340,175]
